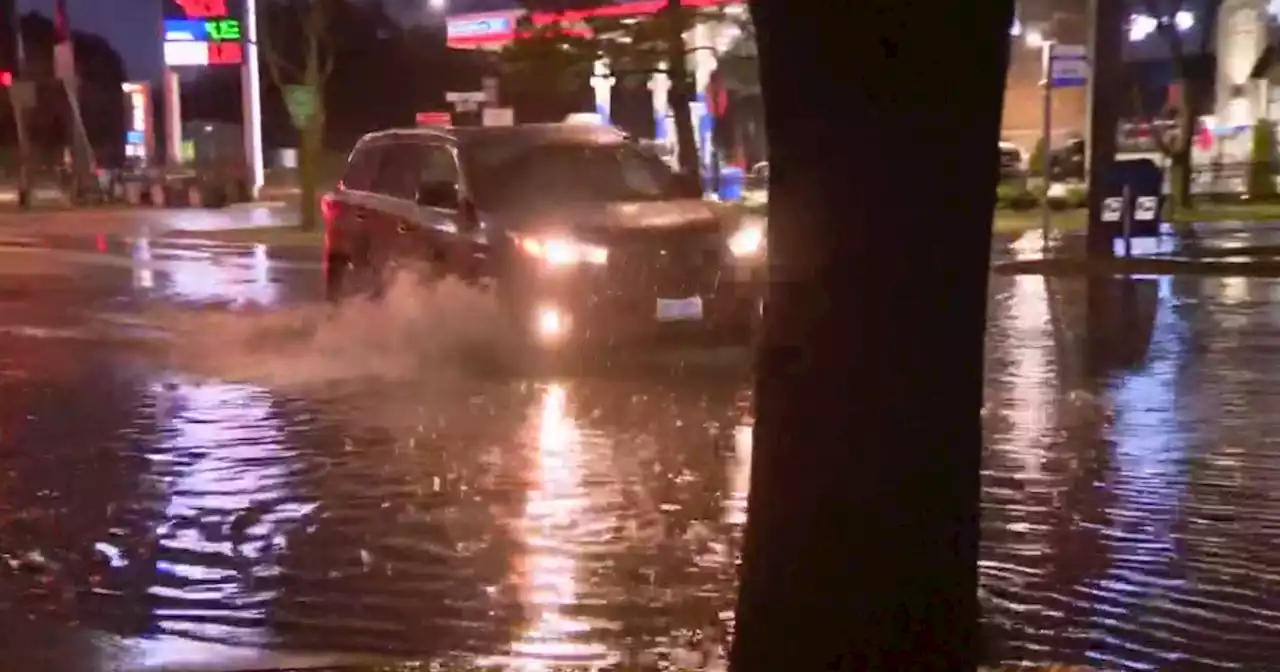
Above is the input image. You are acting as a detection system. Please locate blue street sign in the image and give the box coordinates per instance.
[1049,44,1088,88]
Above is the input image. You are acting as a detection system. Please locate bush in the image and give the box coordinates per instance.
[1063,184,1088,208]
[1027,136,1048,177]
[996,183,1037,210]
[1247,121,1277,198]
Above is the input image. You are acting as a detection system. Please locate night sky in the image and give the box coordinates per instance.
[17,0,513,81]
[21,0,162,79]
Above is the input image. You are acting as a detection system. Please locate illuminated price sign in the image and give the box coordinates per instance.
[206,18,240,40]
[163,39,242,66]
[166,0,234,19]
[164,18,241,41]
[162,0,243,67]
[208,41,242,64]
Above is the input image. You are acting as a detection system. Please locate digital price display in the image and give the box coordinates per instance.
[162,0,244,67]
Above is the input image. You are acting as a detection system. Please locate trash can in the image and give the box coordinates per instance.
[717,166,746,202]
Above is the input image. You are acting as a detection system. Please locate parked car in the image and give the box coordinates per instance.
[999,141,1026,181]
[743,161,768,206]
[321,123,766,349]
[1049,136,1086,181]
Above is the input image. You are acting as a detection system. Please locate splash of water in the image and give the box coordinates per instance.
[148,270,518,391]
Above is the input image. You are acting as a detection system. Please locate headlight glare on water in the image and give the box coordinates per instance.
[728,224,765,258]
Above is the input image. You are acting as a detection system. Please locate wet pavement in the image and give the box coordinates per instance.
[1,217,1280,670]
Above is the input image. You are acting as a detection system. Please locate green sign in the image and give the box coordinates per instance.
[205,19,241,41]
[284,85,317,127]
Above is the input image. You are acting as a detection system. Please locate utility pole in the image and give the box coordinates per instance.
[1085,0,1124,257]
[2,0,30,208]
[663,0,700,184]
[52,0,95,202]
[1084,0,1096,184]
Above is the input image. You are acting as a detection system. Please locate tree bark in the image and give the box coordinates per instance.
[664,0,700,183]
[296,2,327,231]
[298,108,323,231]
[1164,78,1195,214]
[729,1,1012,670]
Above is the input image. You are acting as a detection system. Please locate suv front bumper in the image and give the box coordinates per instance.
[504,258,765,347]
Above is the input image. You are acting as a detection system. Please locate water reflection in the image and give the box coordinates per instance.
[133,238,279,306]
[723,425,751,528]
[13,254,1280,669]
[505,383,616,669]
[121,379,312,646]
[132,237,153,290]
[1086,279,1191,670]
[981,272,1280,669]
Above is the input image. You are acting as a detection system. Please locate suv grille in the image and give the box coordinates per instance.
[606,228,723,297]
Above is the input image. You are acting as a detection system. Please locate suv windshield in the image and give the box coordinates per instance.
[466,140,684,208]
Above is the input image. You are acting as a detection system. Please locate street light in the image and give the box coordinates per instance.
[1027,29,1055,245]
[428,0,447,11]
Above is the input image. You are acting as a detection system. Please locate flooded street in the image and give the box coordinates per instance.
[1,224,1279,670]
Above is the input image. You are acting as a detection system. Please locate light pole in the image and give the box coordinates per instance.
[242,0,264,200]
[1026,27,1055,244]
[1084,0,1095,185]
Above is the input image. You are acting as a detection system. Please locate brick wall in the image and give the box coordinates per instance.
[1001,7,1088,153]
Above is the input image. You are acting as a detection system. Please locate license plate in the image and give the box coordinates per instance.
[656,296,703,322]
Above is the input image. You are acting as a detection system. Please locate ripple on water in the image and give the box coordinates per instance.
[6,271,1280,669]
[981,274,1280,670]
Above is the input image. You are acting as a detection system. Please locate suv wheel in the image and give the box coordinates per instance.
[325,249,383,302]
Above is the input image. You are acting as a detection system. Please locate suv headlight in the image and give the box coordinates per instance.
[514,234,609,266]
[728,222,765,258]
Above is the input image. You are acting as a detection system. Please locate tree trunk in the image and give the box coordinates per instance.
[296,10,325,232]
[664,0,701,184]
[1161,72,1195,213]
[297,110,323,231]
[1085,0,1126,257]
[1169,104,1194,211]
[1163,80,1197,240]
[729,1,1012,670]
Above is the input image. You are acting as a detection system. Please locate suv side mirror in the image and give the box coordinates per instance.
[417,180,459,210]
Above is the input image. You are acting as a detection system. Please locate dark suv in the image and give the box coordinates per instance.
[321,123,766,347]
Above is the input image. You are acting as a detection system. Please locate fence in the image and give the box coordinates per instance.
[1188,161,1277,198]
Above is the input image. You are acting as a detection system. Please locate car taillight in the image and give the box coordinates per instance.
[320,193,340,226]
[320,193,341,258]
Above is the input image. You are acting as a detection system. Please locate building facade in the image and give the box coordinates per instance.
[1001,1,1090,152]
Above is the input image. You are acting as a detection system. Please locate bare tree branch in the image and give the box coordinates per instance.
[1140,0,1188,155]
[256,2,302,85]
[312,0,336,81]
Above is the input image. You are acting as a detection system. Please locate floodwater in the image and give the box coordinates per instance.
[0,228,1278,670]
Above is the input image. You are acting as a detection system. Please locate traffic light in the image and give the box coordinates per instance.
[0,71,12,87]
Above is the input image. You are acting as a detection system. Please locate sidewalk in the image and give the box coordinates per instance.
[993,220,1280,276]
[0,201,298,239]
